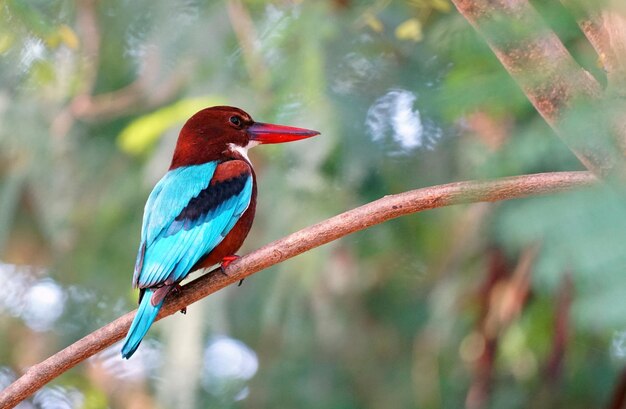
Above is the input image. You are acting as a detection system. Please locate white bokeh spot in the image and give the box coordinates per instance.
[366,89,442,155]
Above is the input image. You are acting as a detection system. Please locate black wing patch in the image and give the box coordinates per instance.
[163,173,249,237]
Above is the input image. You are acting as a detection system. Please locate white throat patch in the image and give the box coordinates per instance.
[227,141,259,162]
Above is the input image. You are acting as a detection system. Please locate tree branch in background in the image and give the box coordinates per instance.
[50,0,101,139]
[559,0,626,154]
[69,50,190,122]
[51,0,190,138]
[466,245,536,409]
[560,0,626,92]
[607,365,626,409]
[465,247,508,409]
[0,171,596,409]
[226,0,271,93]
[450,0,626,178]
[544,273,573,384]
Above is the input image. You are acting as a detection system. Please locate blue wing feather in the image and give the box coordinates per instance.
[133,162,219,285]
[142,162,219,245]
[134,162,253,288]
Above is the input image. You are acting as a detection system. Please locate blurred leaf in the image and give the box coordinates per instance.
[407,0,452,13]
[82,386,109,409]
[0,33,14,54]
[495,185,626,325]
[117,96,225,155]
[30,60,55,85]
[363,12,384,33]
[430,0,452,12]
[5,0,56,38]
[395,18,423,42]
[50,25,79,50]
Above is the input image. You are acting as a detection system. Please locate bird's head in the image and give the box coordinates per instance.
[170,106,319,169]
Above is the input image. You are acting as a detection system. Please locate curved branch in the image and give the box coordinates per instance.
[0,171,596,408]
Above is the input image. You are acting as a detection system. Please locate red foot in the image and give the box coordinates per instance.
[220,255,245,286]
[220,255,240,270]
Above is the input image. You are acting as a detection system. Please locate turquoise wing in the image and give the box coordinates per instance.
[132,161,253,288]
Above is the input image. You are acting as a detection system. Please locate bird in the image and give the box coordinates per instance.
[121,106,319,359]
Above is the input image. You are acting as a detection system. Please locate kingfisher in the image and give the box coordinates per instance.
[121,106,319,358]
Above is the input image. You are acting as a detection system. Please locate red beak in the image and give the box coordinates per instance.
[248,122,320,144]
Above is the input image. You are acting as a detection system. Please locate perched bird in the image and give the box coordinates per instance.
[121,106,319,358]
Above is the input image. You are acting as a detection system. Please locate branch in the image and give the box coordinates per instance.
[559,0,626,153]
[226,0,271,92]
[466,245,536,409]
[0,171,596,408]
[50,1,189,138]
[544,273,572,384]
[607,364,626,409]
[560,0,626,92]
[451,0,626,178]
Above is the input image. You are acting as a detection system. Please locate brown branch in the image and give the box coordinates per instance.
[559,0,626,154]
[226,0,271,92]
[0,171,596,408]
[69,51,189,122]
[51,1,189,138]
[544,273,573,384]
[560,0,626,92]
[465,245,537,409]
[607,365,626,409]
[50,0,101,139]
[76,0,101,97]
[451,0,626,178]
[465,247,507,409]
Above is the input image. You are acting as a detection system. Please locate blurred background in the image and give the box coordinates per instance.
[1,0,626,408]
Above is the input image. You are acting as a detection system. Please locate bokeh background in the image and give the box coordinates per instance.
[2,1,626,408]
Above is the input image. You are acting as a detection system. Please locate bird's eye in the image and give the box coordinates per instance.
[229,116,243,127]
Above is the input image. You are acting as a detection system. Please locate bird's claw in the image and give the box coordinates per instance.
[220,255,240,272]
[220,255,245,286]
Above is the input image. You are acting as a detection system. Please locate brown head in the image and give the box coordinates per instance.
[170,106,319,169]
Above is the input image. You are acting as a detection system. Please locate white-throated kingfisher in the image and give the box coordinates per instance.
[121,106,319,358]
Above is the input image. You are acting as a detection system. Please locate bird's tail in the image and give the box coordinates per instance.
[121,288,165,359]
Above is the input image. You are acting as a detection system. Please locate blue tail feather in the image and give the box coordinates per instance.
[121,289,164,359]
